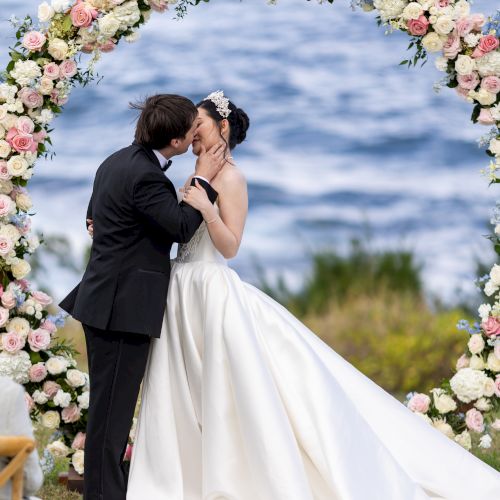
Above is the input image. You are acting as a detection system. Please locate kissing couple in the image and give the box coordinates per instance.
[60,92,500,500]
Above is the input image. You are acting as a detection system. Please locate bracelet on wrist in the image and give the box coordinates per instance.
[205,215,218,224]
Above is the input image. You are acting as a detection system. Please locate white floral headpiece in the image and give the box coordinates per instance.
[203,90,231,119]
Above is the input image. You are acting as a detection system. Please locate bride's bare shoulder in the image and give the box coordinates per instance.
[215,164,247,193]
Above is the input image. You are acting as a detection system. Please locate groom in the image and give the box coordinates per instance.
[59,94,225,500]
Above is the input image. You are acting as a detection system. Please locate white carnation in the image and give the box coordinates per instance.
[0,350,31,384]
[32,390,49,405]
[478,303,492,322]
[474,397,492,412]
[484,280,498,297]
[453,0,470,19]
[51,0,72,13]
[479,434,492,449]
[431,389,457,414]
[489,139,500,157]
[46,355,69,375]
[455,55,475,76]
[373,0,407,21]
[476,51,500,78]
[450,368,488,403]
[434,56,449,72]
[38,2,55,22]
[464,33,480,48]
[53,389,71,408]
[77,391,90,410]
[454,430,472,450]
[10,60,42,86]
[432,418,455,439]
[66,369,86,388]
[112,1,141,31]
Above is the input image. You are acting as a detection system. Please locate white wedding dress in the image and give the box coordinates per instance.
[127,204,500,500]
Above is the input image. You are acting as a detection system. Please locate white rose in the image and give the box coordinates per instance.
[484,280,498,297]
[53,389,71,408]
[474,397,492,412]
[432,391,457,414]
[450,368,488,402]
[432,418,455,439]
[38,77,54,96]
[487,352,500,372]
[48,38,69,61]
[47,439,70,457]
[418,0,433,9]
[77,391,89,410]
[7,318,30,340]
[433,15,455,36]
[402,2,422,20]
[11,258,31,279]
[478,303,492,322]
[476,51,500,78]
[1,114,18,131]
[41,410,60,429]
[72,449,84,475]
[453,0,470,19]
[479,434,492,449]
[66,369,86,388]
[373,0,407,22]
[469,355,485,370]
[51,0,72,13]
[422,32,444,53]
[0,140,11,159]
[16,193,32,211]
[455,55,475,76]
[483,377,496,397]
[489,139,500,157]
[468,334,485,355]
[0,125,5,140]
[454,430,472,450]
[32,390,49,404]
[7,156,28,177]
[27,235,40,252]
[37,109,54,125]
[469,88,496,106]
[0,180,13,195]
[38,2,55,22]
[46,356,69,375]
[434,56,449,72]
[0,224,21,243]
[98,14,121,38]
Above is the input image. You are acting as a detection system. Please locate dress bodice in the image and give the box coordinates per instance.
[175,203,227,265]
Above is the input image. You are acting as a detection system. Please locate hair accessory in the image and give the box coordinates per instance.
[203,90,232,118]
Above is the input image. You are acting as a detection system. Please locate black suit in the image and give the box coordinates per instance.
[60,142,217,500]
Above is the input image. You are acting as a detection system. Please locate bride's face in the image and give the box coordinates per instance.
[192,107,229,156]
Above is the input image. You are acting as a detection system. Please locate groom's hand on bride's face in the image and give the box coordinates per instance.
[194,141,226,181]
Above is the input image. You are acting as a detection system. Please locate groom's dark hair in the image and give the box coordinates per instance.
[130,94,198,150]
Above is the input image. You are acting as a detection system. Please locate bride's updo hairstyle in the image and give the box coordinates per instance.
[197,93,250,152]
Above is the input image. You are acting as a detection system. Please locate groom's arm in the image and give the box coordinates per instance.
[133,171,218,243]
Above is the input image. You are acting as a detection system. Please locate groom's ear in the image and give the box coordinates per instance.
[170,138,181,149]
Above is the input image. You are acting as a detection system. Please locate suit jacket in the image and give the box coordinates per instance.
[59,142,218,338]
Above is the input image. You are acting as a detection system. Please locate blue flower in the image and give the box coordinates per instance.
[483,10,500,35]
[40,448,55,475]
[456,319,470,331]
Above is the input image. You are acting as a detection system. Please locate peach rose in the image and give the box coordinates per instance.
[32,290,53,306]
[40,319,57,333]
[16,117,35,135]
[470,13,486,30]
[477,108,496,125]
[59,60,78,79]
[28,328,51,352]
[1,291,16,309]
[0,237,14,257]
[18,88,43,109]
[29,362,48,382]
[70,1,98,28]
[455,17,474,37]
[50,90,68,106]
[481,76,500,94]
[465,408,485,433]
[443,34,461,59]
[482,316,500,337]
[43,62,60,80]
[22,31,46,52]
[1,332,25,353]
[72,432,86,450]
[457,72,479,90]
[43,380,61,398]
[99,40,116,53]
[62,403,81,423]
[407,16,429,36]
[408,393,431,413]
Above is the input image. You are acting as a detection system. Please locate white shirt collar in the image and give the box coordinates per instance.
[152,149,168,169]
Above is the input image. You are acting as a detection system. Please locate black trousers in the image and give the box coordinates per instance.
[82,324,151,500]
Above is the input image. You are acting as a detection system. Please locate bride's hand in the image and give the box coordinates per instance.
[181,179,213,214]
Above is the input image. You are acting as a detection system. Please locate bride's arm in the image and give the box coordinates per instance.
[183,170,248,259]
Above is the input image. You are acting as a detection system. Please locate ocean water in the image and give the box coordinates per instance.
[0,0,498,302]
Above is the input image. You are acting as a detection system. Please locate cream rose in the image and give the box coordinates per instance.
[7,318,31,340]
[72,449,84,475]
[0,140,11,159]
[455,55,475,76]
[474,397,492,412]
[433,15,455,36]
[468,334,485,354]
[469,88,496,106]
[6,156,28,177]
[432,390,457,414]
[487,352,500,372]
[47,439,70,457]
[98,14,121,38]
[402,2,423,20]
[10,258,31,279]
[38,77,54,96]
[66,369,86,388]
[48,38,69,61]
[46,356,69,375]
[38,2,55,22]
[16,192,32,211]
[41,410,60,429]
[469,355,485,370]
[422,32,443,53]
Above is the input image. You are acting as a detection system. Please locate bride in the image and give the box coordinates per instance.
[126,91,500,500]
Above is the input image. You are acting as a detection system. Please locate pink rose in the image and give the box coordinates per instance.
[456,353,470,370]
[43,381,61,398]
[19,217,31,236]
[15,279,29,292]
[32,291,53,306]
[481,76,500,94]
[0,237,14,257]
[408,393,431,413]
[455,17,474,37]
[436,0,449,6]
[41,319,57,334]
[16,117,35,135]
[465,408,485,433]
[1,291,16,309]
[59,60,78,79]
[123,444,133,460]
[0,307,9,327]
[62,403,81,423]
[50,90,68,106]
[0,161,10,181]
[495,375,500,397]
[70,1,98,28]
[482,317,500,337]
[22,31,46,52]
[149,0,168,13]
[478,107,495,123]
[0,194,13,217]
[407,16,429,37]
[478,35,500,55]
[29,362,48,383]
[443,34,461,59]
[28,328,51,352]
[18,88,44,109]
[99,40,116,53]
[25,392,35,413]
[72,432,86,450]
[11,133,36,153]
[457,72,479,90]
[44,62,60,80]
[1,332,25,353]
[470,13,486,30]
